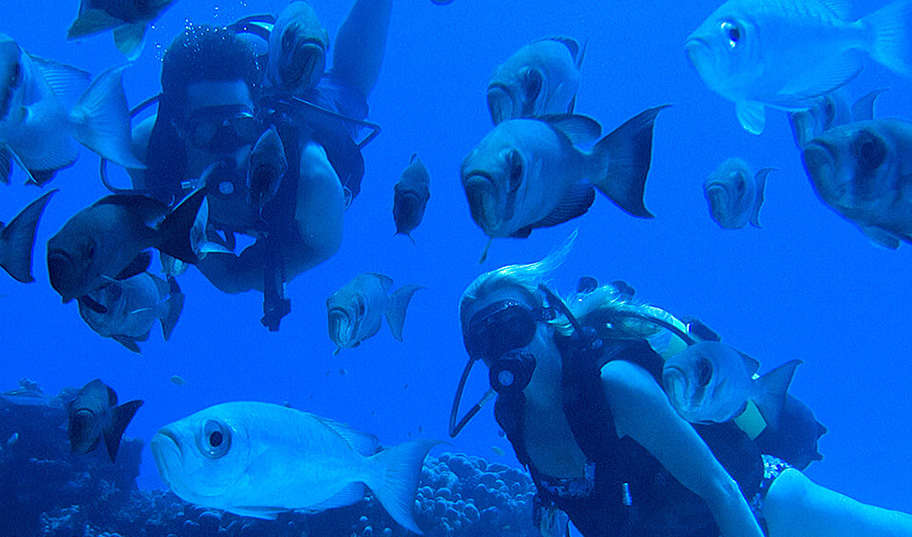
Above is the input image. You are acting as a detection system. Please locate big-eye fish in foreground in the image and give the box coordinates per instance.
[0,190,56,283]
[78,272,184,353]
[327,273,423,354]
[393,153,430,242]
[67,0,178,60]
[151,401,438,533]
[461,108,666,240]
[686,0,911,134]
[704,158,773,229]
[268,0,329,93]
[247,126,287,211]
[802,118,912,248]
[47,188,207,310]
[487,37,586,125]
[662,341,800,426]
[0,35,142,184]
[66,378,143,462]
[789,88,885,148]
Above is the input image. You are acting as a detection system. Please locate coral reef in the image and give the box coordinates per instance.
[0,380,538,537]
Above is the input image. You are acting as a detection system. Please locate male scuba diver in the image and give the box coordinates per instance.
[124,0,391,331]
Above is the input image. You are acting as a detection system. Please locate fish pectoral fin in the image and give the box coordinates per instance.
[305,482,367,512]
[67,9,125,39]
[385,284,424,342]
[113,336,142,353]
[227,507,282,520]
[736,101,766,135]
[786,54,864,104]
[79,295,108,314]
[861,225,902,249]
[116,251,152,280]
[113,23,147,61]
[0,189,57,283]
[102,399,143,462]
[161,291,185,341]
[531,183,596,231]
[541,114,602,145]
[316,416,379,455]
[852,88,887,121]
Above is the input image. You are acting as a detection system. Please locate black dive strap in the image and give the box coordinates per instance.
[261,232,290,331]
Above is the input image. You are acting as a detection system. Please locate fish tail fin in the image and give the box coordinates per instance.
[756,359,801,429]
[103,399,143,462]
[0,190,57,283]
[589,105,669,218]
[161,277,184,341]
[366,439,440,534]
[71,64,145,169]
[113,23,147,61]
[157,188,208,264]
[750,168,775,228]
[864,0,912,76]
[385,284,424,341]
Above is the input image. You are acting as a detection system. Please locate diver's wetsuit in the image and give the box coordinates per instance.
[494,336,768,537]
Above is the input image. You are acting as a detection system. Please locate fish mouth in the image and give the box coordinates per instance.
[705,185,731,225]
[151,428,183,485]
[47,250,77,301]
[393,192,421,232]
[280,41,325,90]
[463,172,504,234]
[662,366,692,416]
[487,85,515,125]
[684,36,713,76]
[328,307,354,346]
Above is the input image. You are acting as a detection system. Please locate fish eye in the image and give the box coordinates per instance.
[356,299,365,316]
[508,150,523,192]
[823,98,837,124]
[697,357,713,387]
[853,130,886,171]
[523,68,543,102]
[198,419,231,459]
[9,62,21,89]
[720,21,742,49]
[282,25,298,52]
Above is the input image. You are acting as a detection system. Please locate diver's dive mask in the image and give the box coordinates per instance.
[186,104,260,151]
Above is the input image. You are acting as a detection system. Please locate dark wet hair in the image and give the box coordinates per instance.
[160,24,262,109]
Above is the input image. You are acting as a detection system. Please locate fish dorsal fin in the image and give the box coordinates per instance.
[538,36,581,62]
[816,0,851,18]
[528,182,595,230]
[386,284,424,341]
[28,56,92,110]
[852,88,886,121]
[67,9,124,39]
[409,152,419,164]
[160,290,185,340]
[94,194,169,225]
[784,55,863,103]
[105,385,118,407]
[755,360,801,429]
[116,252,152,280]
[736,101,766,134]
[113,23,146,61]
[102,398,143,462]
[541,114,602,145]
[368,273,393,292]
[861,225,902,249]
[739,352,761,376]
[305,482,366,511]
[82,378,107,400]
[750,168,774,228]
[317,416,380,456]
[0,189,56,283]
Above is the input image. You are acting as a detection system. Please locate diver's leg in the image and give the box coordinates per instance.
[764,468,912,537]
[332,0,392,98]
[283,141,344,280]
[195,243,267,294]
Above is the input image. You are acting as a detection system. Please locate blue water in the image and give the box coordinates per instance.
[3,0,911,520]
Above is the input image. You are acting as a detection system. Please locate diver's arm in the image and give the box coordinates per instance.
[127,115,155,189]
[602,360,764,537]
[333,0,392,98]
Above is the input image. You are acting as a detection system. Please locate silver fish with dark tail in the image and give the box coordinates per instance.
[267,0,329,94]
[393,153,430,242]
[0,189,56,283]
[67,0,178,60]
[704,158,773,229]
[66,378,143,462]
[461,108,666,240]
[78,272,184,353]
[487,37,586,125]
[247,126,287,211]
[0,35,142,185]
[326,273,423,354]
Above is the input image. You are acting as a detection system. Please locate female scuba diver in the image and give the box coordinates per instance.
[453,233,912,537]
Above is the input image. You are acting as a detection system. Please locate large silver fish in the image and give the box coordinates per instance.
[78,272,184,353]
[802,118,912,248]
[789,88,885,148]
[151,401,437,534]
[47,189,206,309]
[67,0,178,60]
[686,0,911,134]
[393,153,430,242]
[66,378,142,462]
[461,108,666,240]
[0,35,142,185]
[0,189,56,283]
[267,0,329,94]
[663,341,800,426]
[704,158,772,229]
[326,273,423,354]
[487,37,586,125]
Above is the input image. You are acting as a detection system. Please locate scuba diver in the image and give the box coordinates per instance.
[125,0,391,330]
[452,234,912,537]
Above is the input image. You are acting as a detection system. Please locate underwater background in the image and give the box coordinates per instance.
[2,0,912,533]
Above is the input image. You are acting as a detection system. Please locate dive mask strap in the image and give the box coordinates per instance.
[449,356,496,438]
